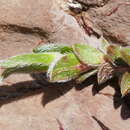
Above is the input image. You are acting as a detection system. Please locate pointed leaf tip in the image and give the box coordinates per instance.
[99,37,110,54]
[0,76,3,85]
[120,72,130,97]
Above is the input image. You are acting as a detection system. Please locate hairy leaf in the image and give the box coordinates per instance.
[72,43,104,66]
[120,72,130,97]
[47,53,89,82]
[76,69,98,84]
[99,37,110,54]
[0,52,61,68]
[33,44,73,54]
[107,45,122,62]
[0,52,62,82]
[97,62,114,84]
[120,47,130,66]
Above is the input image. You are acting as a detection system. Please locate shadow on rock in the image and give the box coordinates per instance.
[0,73,130,120]
[121,94,130,120]
[0,80,43,107]
[0,73,74,107]
[76,76,130,120]
[31,73,74,106]
[75,76,97,91]
[108,78,130,120]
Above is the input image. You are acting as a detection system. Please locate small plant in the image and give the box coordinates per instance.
[0,38,130,97]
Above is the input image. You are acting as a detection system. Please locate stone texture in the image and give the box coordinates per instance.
[0,0,88,59]
[76,0,108,7]
[75,0,130,45]
[0,0,130,130]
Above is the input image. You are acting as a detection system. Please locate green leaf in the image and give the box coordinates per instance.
[33,44,73,54]
[0,52,62,82]
[99,37,110,54]
[120,72,130,97]
[120,47,130,65]
[97,62,114,84]
[107,45,122,62]
[72,43,104,66]
[47,53,89,82]
[76,69,98,84]
[0,52,61,68]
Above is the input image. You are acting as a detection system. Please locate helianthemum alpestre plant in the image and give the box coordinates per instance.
[0,37,130,97]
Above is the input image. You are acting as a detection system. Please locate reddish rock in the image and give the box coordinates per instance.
[76,0,108,6]
[75,0,130,45]
[0,0,130,130]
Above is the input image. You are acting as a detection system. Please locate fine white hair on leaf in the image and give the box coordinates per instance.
[0,76,3,84]
[47,53,64,82]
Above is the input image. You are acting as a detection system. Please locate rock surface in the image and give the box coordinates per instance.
[76,0,108,7]
[0,0,130,130]
[75,0,130,45]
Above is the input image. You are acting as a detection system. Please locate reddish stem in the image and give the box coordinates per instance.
[115,67,130,73]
